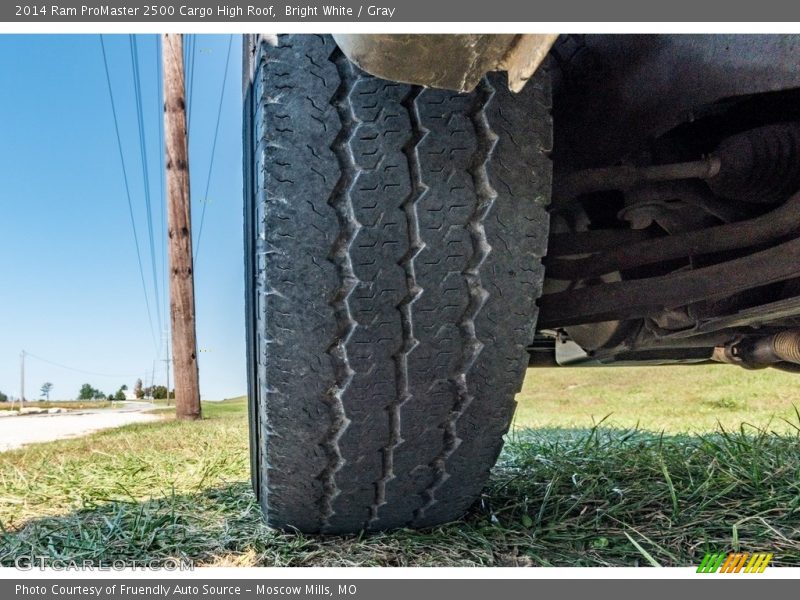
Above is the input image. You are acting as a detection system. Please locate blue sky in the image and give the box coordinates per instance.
[0,34,245,400]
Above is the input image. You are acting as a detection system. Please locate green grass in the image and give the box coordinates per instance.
[0,369,798,567]
[515,365,800,433]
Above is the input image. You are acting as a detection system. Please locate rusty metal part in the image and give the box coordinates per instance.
[332,34,557,92]
[619,182,749,229]
[558,123,800,205]
[713,330,800,367]
[550,328,721,365]
[773,330,800,363]
[498,34,559,93]
[659,295,800,339]
[618,196,717,234]
[545,191,800,280]
[629,328,748,352]
[556,157,720,201]
[708,123,800,204]
[711,346,736,364]
[572,348,714,366]
[538,235,800,328]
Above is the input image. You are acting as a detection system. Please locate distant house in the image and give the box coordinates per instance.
[124,390,138,401]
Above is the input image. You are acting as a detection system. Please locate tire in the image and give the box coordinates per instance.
[244,34,552,533]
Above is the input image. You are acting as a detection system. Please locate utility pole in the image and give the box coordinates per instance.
[166,355,171,405]
[19,350,25,411]
[161,358,173,405]
[161,328,171,406]
[162,33,201,420]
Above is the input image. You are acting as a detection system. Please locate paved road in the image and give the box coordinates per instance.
[0,402,160,452]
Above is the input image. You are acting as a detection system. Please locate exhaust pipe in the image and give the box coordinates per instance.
[713,330,800,369]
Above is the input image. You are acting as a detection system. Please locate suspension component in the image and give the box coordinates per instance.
[556,122,800,205]
[556,157,720,200]
[708,123,800,204]
[538,235,800,328]
[545,191,800,280]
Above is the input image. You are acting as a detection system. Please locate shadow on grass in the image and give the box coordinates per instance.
[1,427,799,567]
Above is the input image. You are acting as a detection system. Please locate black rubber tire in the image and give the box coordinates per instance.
[244,34,552,533]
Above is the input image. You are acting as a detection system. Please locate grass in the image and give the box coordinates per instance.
[516,365,800,433]
[0,400,115,411]
[0,369,798,567]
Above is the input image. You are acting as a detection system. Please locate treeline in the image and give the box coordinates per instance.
[132,378,174,400]
[0,381,174,403]
[78,383,127,401]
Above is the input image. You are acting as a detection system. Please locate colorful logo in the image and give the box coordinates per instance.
[697,552,773,573]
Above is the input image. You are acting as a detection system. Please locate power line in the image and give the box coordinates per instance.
[158,37,172,380]
[99,34,158,350]
[186,34,197,129]
[156,35,168,325]
[25,351,152,379]
[194,34,233,264]
[130,34,163,336]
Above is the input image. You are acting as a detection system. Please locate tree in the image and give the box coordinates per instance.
[78,383,95,400]
[151,385,168,400]
[0,390,7,403]
[114,388,126,402]
[40,382,54,401]
[78,384,107,401]
[134,378,144,400]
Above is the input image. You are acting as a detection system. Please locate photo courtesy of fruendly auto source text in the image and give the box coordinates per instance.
[1,0,799,596]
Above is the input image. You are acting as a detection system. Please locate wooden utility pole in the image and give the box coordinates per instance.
[163,351,172,406]
[19,350,25,410]
[162,33,201,420]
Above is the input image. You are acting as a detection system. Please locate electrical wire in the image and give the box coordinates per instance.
[194,34,233,264]
[99,35,158,350]
[186,34,197,130]
[25,352,153,379]
[156,35,169,329]
[130,34,163,336]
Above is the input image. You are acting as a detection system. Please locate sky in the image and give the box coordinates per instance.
[0,34,245,401]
